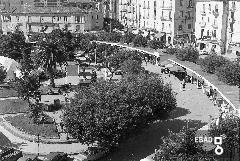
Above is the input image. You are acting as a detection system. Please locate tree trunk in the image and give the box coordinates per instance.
[221,0,229,55]
[49,67,55,88]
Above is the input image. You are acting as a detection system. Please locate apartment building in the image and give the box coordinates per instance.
[101,0,119,19]
[195,0,240,55]
[119,0,195,44]
[1,5,103,35]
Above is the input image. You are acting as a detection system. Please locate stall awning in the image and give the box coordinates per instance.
[169,65,185,72]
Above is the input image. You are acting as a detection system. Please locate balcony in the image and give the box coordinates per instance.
[229,5,236,12]
[229,17,236,23]
[212,10,219,17]
[200,22,206,27]
[200,10,206,16]
[160,17,172,21]
[160,6,172,10]
[212,23,218,29]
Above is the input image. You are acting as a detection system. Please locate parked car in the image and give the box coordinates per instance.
[42,152,68,161]
[199,50,208,55]
[73,147,108,161]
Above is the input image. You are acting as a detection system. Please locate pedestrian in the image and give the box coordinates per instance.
[209,86,214,100]
[182,80,186,91]
[213,89,217,105]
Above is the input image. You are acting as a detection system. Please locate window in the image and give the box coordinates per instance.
[201,29,204,38]
[154,1,156,20]
[180,0,183,6]
[181,11,184,17]
[215,4,218,12]
[162,11,163,17]
[29,25,32,32]
[16,16,19,21]
[203,4,205,12]
[213,30,216,37]
[57,17,60,21]
[208,17,209,22]
[202,17,204,21]
[154,22,156,28]
[144,21,145,27]
[144,1,145,8]
[169,11,172,19]
[188,24,191,29]
[96,15,98,19]
[21,0,23,5]
[148,1,149,8]
[64,16,67,22]
[189,0,192,7]
[178,25,182,30]
[207,30,209,36]
[162,23,164,31]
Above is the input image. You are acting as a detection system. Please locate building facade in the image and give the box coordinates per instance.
[195,0,240,55]
[119,0,195,44]
[1,5,103,35]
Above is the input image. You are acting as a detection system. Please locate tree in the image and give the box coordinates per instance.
[20,46,34,73]
[199,54,230,74]
[148,38,164,50]
[31,29,69,87]
[0,66,7,83]
[154,127,214,161]
[209,113,240,160]
[132,34,148,47]
[216,61,240,86]
[120,58,143,75]
[13,72,42,123]
[103,18,124,32]
[120,32,136,45]
[64,70,177,150]
[175,47,199,63]
[0,31,26,61]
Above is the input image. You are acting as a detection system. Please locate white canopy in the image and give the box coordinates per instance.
[0,56,21,81]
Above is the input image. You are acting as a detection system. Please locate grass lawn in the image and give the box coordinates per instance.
[0,131,12,147]
[5,114,59,138]
[0,88,18,98]
[0,99,28,114]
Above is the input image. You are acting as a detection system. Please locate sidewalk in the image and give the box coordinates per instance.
[0,120,88,155]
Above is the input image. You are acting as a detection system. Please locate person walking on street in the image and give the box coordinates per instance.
[213,89,217,105]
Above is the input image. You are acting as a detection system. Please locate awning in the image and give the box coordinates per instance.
[169,65,185,72]
[165,63,174,68]
[155,33,165,38]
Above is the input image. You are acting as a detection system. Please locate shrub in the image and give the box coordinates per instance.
[216,61,240,86]
[199,54,230,74]
[166,47,178,55]
[108,32,122,43]
[175,47,199,63]
[0,66,7,83]
[132,34,148,47]
[148,39,164,50]
[120,32,136,45]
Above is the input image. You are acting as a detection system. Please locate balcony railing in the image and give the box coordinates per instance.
[160,17,172,21]
[212,23,218,29]
[229,5,236,12]
[200,22,206,27]
[160,6,172,10]
[212,10,219,17]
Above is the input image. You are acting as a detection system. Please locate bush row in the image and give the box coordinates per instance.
[198,54,240,86]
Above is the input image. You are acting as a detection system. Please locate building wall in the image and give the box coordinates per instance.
[174,0,195,41]
[195,0,223,41]
[1,10,103,35]
[118,0,195,44]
